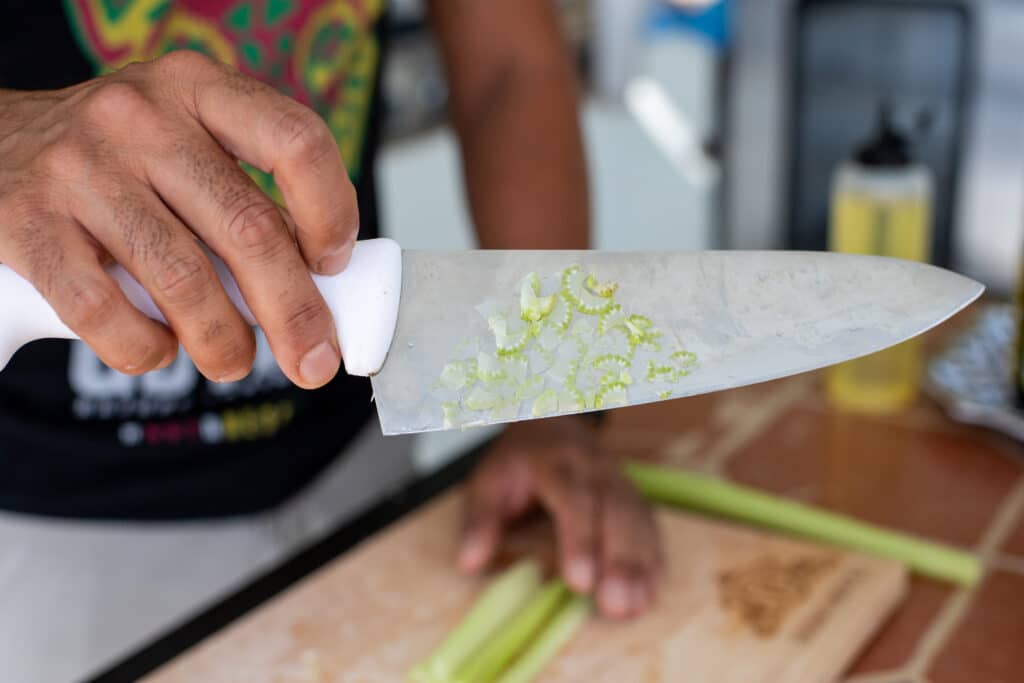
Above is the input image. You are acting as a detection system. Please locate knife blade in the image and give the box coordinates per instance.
[0,239,983,436]
[370,249,982,434]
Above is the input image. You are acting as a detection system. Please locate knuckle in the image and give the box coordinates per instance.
[82,81,153,125]
[224,198,288,260]
[11,226,65,294]
[283,297,331,342]
[113,197,172,260]
[274,108,333,163]
[318,197,359,248]
[59,275,118,333]
[35,137,93,177]
[194,319,255,378]
[152,250,213,306]
[156,49,215,74]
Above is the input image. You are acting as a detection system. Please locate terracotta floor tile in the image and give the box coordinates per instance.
[848,577,951,675]
[725,408,1022,547]
[930,571,1024,683]
[606,379,784,437]
[598,428,677,464]
[1004,511,1024,557]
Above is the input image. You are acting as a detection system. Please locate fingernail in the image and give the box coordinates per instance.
[316,247,349,275]
[156,348,177,370]
[567,558,595,592]
[458,528,488,570]
[299,340,340,387]
[214,368,248,384]
[457,544,479,572]
[600,579,631,618]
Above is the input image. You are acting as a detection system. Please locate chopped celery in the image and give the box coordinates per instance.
[562,266,614,315]
[441,402,463,430]
[532,389,559,417]
[409,561,542,683]
[558,388,586,413]
[584,273,618,298]
[453,581,569,683]
[439,361,476,390]
[488,316,530,356]
[493,596,591,683]
[465,386,504,412]
[545,293,573,333]
[433,263,700,425]
[594,382,628,409]
[516,375,545,401]
[477,352,505,382]
[597,304,626,336]
[519,273,556,322]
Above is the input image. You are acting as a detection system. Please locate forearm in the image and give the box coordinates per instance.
[429,0,590,251]
[453,64,589,250]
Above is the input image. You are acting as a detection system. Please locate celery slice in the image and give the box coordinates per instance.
[409,561,542,683]
[453,581,569,683]
[532,389,559,417]
[625,462,982,586]
[493,595,591,683]
[520,273,556,322]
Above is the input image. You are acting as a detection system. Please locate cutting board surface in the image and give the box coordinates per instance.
[144,490,906,683]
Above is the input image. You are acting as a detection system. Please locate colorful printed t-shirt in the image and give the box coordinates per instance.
[0,0,387,518]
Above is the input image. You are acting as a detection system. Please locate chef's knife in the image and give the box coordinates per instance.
[0,238,983,434]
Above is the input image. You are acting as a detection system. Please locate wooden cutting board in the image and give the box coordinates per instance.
[143,490,907,683]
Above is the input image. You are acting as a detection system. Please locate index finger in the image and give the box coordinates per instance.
[172,53,359,275]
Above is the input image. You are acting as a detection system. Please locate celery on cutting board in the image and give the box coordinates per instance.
[410,560,542,683]
[625,461,981,586]
[452,580,569,683]
[493,595,591,683]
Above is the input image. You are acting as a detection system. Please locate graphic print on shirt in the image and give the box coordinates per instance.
[60,0,382,446]
[63,0,383,190]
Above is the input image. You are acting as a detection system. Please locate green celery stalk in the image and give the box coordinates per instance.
[410,560,542,683]
[493,595,591,683]
[453,580,569,683]
[625,462,981,586]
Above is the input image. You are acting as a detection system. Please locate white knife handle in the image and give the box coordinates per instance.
[0,237,402,378]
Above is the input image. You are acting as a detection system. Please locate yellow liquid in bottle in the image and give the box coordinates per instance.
[826,188,931,413]
[1016,264,1024,408]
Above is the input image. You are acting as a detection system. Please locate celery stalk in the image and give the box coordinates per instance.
[493,595,591,683]
[625,462,981,586]
[410,560,542,683]
[453,581,569,683]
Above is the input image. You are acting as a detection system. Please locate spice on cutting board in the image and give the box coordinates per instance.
[717,553,840,637]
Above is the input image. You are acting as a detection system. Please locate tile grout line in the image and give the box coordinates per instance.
[905,477,1024,678]
[976,477,1024,558]
[697,377,812,475]
[657,431,706,469]
[990,553,1024,575]
[843,669,921,683]
[905,589,974,680]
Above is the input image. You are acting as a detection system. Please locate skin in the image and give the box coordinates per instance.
[429,0,662,619]
[0,54,354,388]
[0,0,661,620]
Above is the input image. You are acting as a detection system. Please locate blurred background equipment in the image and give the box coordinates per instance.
[378,0,1024,458]
[723,0,1024,295]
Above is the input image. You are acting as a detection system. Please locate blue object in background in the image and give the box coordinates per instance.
[648,0,731,49]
